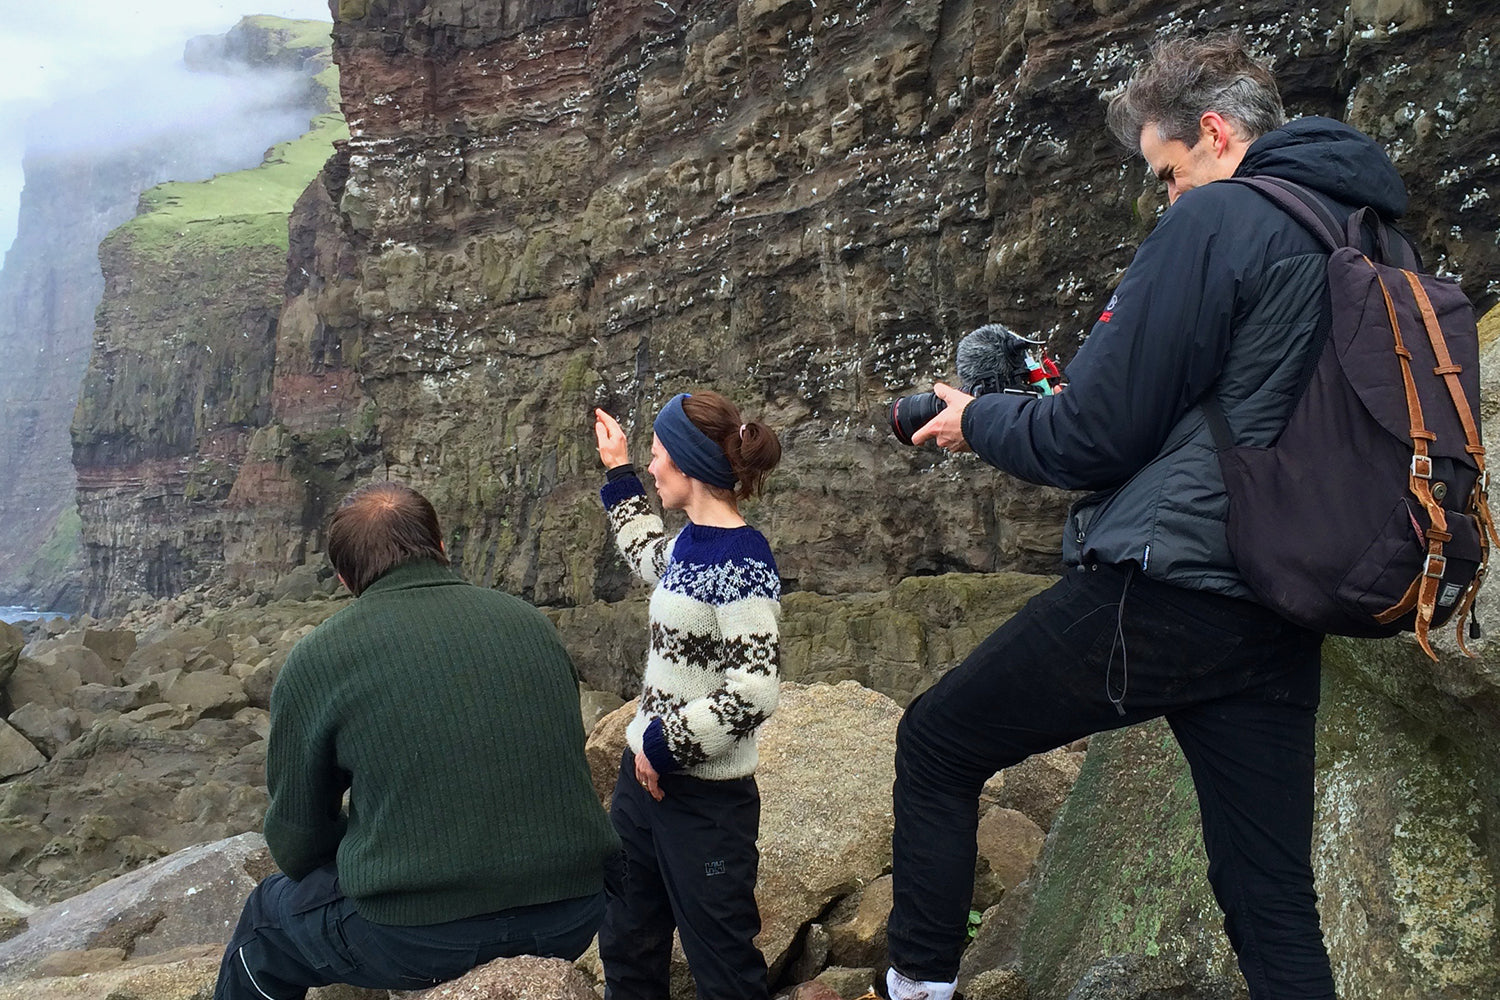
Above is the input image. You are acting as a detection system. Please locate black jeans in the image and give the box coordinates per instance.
[214,863,603,1000]
[599,749,768,1000]
[888,564,1337,1000]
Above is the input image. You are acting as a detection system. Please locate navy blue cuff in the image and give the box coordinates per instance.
[606,462,637,482]
[642,717,681,774]
[601,472,647,507]
[963,390,1030,469]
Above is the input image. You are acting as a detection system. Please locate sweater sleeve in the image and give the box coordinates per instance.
[646,554,781,772]
[262,647,350,880]
[601,474,672,584]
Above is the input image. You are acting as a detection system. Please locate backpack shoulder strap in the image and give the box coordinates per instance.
[1226,176,1346,251]
[1227,176,1422,269]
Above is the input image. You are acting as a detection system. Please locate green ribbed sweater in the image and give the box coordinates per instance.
[263,560,619,926]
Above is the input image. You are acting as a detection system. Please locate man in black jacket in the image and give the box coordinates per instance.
[876,35,1395,1000]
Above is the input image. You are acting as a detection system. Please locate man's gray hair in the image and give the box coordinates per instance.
[1106,34,1286,154]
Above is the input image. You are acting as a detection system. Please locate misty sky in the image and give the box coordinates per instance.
[0,2,334,254]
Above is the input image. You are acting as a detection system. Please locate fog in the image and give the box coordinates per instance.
[0,2,335,253]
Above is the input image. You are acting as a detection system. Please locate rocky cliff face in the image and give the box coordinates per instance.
[70,18,347,615]
[294,0,1499,612]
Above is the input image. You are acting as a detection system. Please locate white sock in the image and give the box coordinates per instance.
[886,967,958,1000]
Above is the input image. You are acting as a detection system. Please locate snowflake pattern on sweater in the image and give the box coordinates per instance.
[601,473,781,780]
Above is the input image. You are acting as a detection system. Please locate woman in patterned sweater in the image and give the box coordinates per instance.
[592,390,782,1000]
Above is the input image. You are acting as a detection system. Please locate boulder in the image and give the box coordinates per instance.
[1002,722,1244,999]
[0,884,33,944]
[825,874,892,971]
[814,966,878,1000]
[162,672,249,718]
[964,967,1030,1000]
[411,954,602,999]
[984,654,1500,1000]
[0,722,45,780]
[239,658,278,710]
[81,629,137,673]
[120,628,234,682]
[585,698,636,806]
[1060,953,1238,1000]
[972,808,1045,910]
[780,982,844,1000]
[71,679,161,715]
[5,654,82,712]
[959,883,1033,985]
[580,686,625,732]
[120,643,186,683]
[0,718,268,904]
[753,682,902,977]
[0,833,272,985]
[26,645,114,687]
[980,745,1085,834]
[0,622,21,686]
[787,921,832,985]
[6,703,82,758]
[271,563,326,603]
[0,947,220,1000]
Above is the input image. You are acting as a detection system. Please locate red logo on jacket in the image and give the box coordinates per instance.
[1099,293,1119,324]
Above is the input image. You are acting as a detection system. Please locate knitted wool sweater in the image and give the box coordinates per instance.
[263,560,619,925]
[602,473,781,780]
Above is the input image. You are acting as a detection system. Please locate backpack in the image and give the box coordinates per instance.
[1201,176,1499,659]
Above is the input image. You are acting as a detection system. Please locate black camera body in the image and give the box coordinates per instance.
[888,323,1060,445]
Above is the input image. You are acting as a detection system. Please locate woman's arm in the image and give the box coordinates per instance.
[602,477,673,583]
[596,408,672,582]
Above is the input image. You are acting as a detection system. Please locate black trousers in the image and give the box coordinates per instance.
[599,749,768,1000]
[214,863,603,999]
[887,564,1337,1000]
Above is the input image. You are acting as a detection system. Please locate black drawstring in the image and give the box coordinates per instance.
[1106,565,1135,716]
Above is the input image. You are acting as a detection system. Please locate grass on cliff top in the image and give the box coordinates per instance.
[240,15,334,53]
[237,15,341,111]
[115,112,349,258]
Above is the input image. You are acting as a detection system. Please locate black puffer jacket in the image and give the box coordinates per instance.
[961,117,1408,598]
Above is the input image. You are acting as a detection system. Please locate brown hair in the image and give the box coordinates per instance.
[1106,33,1284,154]
[327,481,449,596]
[681,391,782,501]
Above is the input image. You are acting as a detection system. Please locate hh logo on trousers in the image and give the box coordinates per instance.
[704,860,726,876]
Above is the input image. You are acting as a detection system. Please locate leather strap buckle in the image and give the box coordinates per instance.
[1411,455,1434,479]
[1425,553,1448,580]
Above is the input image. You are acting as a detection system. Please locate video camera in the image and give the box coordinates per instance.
[888,323,1062,445]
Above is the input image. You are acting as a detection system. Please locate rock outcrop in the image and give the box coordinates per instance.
[0,833,270,986]
[984,638,1500,999]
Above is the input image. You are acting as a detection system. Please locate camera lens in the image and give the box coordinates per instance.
[889,392,945,445]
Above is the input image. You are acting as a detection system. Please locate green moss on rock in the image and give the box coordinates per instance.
[1016,722,1240,998]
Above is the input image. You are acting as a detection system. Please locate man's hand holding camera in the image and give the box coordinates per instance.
[910,382,974,453]
[888,323,1060,452]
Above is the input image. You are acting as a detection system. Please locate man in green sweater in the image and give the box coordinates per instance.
[215,482,619,1000]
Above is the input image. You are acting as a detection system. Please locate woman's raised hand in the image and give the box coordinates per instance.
[594,408,630,469]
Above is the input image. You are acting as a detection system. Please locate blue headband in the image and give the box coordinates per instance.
[653,393,737,490]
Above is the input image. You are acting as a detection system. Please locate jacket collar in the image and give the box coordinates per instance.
[359,559,462,596]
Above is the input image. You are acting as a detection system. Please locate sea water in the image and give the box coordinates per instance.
[0,606,65,624]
